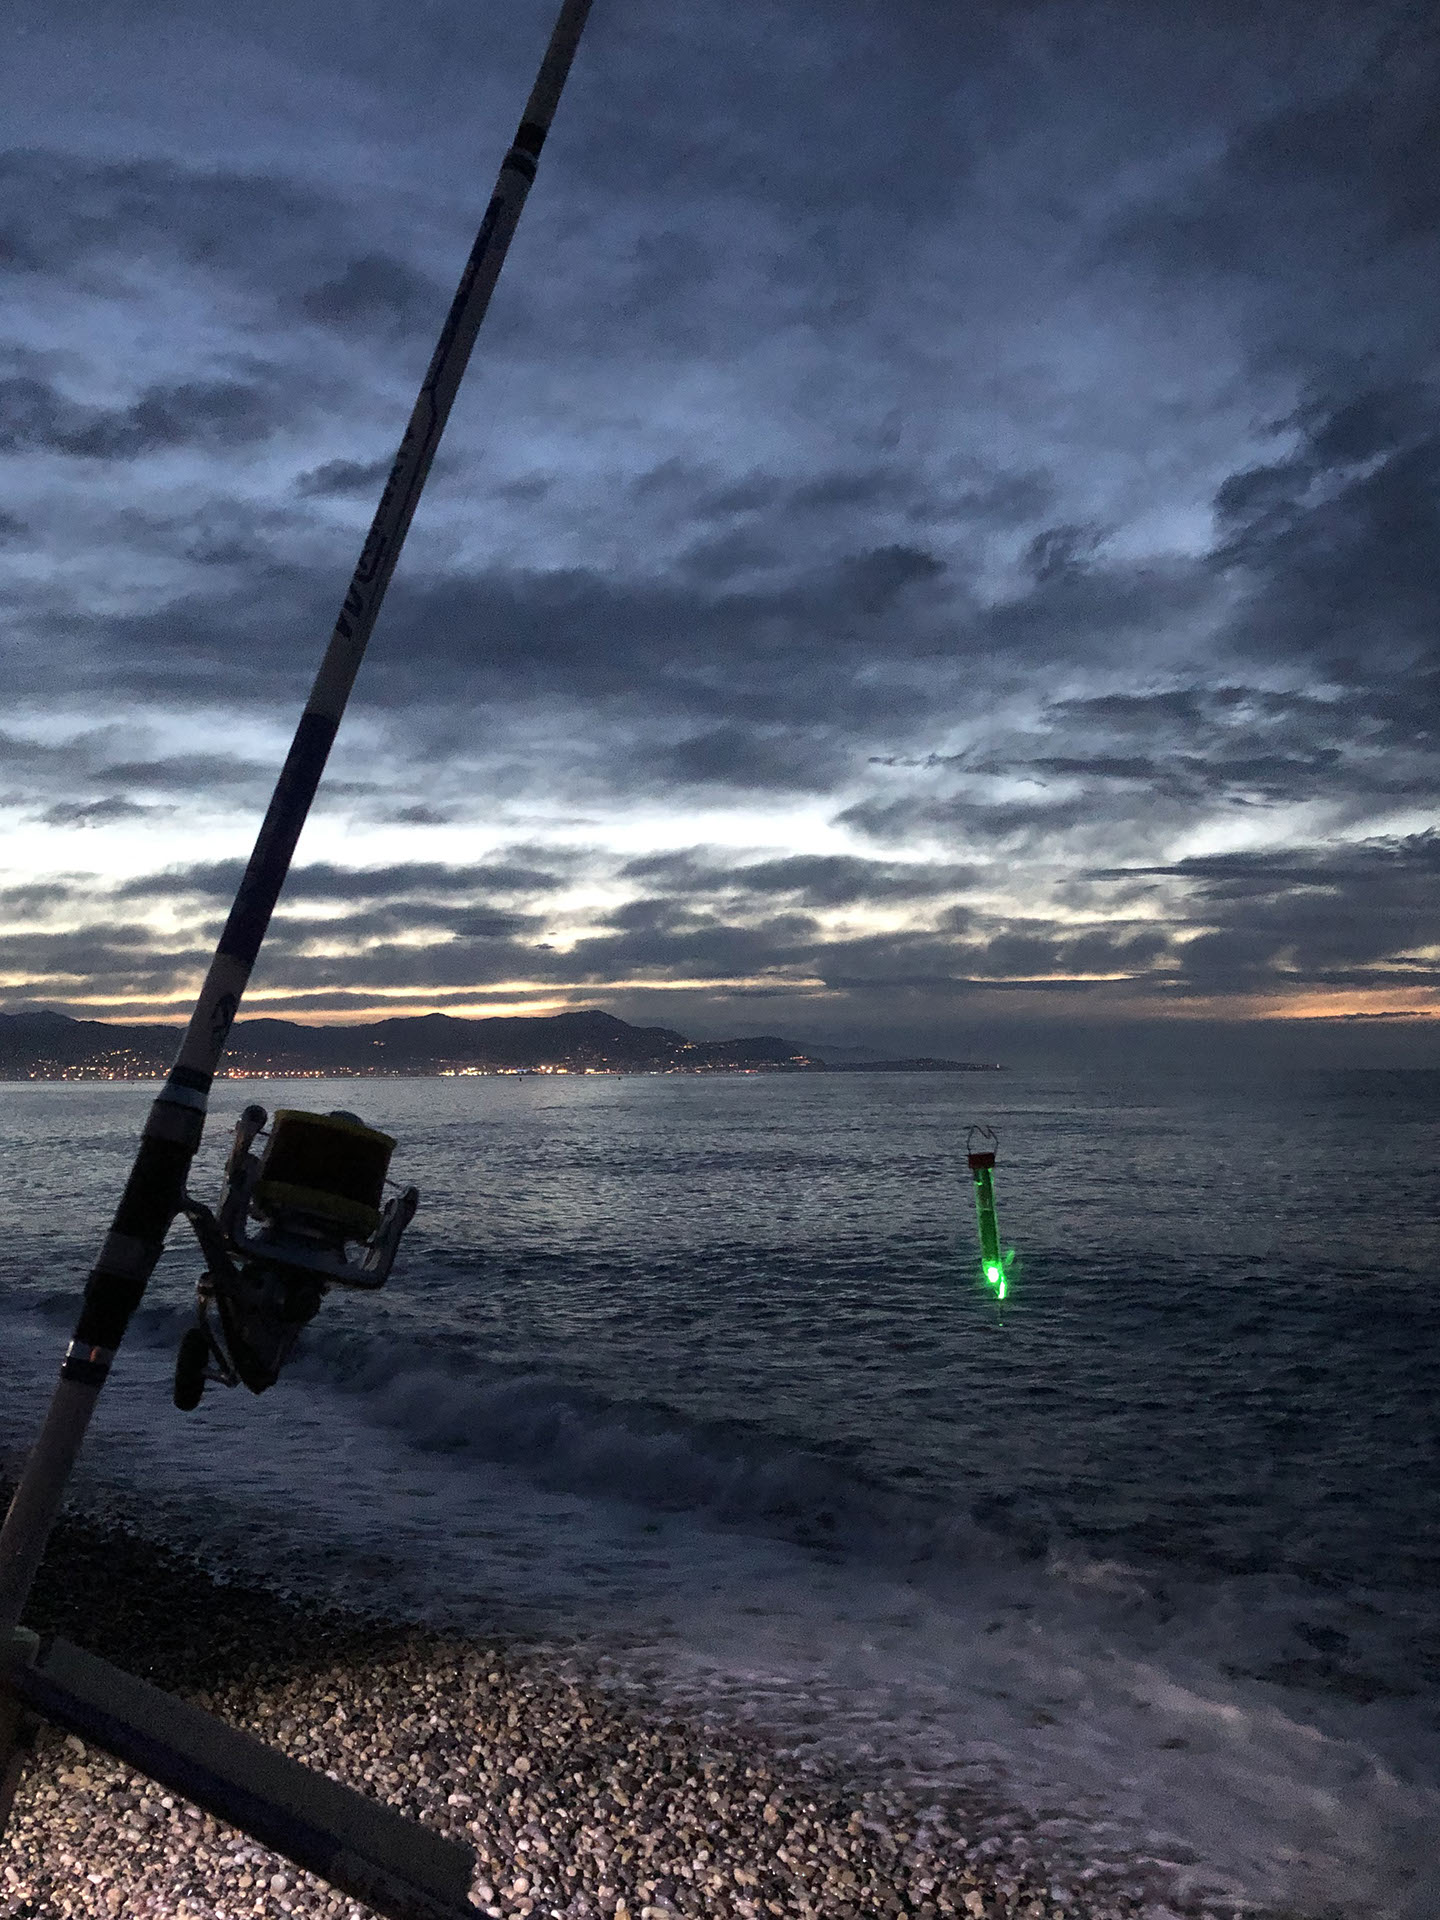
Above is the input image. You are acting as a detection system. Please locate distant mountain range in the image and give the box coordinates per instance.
[0,1008,999,1078]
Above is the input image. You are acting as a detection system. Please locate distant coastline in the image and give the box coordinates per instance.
[0,1008,1003,1081]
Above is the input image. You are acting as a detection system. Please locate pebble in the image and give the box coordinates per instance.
[0,1493,1267,1920]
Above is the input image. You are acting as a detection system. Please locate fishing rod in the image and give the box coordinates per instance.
[0,0,594,1638]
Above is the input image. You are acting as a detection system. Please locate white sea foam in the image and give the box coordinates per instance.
[3,1299,1436,1918]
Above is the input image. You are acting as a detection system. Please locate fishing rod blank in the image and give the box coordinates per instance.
[0,0,595,1637]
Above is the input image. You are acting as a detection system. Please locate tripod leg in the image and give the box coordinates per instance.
[0,1683,38,1834]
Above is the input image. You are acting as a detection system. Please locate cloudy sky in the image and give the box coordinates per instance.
[2,0,1437,1063]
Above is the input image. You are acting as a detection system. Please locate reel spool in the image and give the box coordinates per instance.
[173,1105,418,1410]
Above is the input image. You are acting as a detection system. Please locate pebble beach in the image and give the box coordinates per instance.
[0,1496,1214,1920]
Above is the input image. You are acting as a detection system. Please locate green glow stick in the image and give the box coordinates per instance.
[966,1127,1011,1299]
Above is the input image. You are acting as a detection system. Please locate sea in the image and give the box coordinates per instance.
[0,1067,1437,1918]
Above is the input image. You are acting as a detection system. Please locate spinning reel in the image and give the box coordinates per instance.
[173,1104,418,1410]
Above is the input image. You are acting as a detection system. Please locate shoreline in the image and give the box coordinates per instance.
[0,1501,1211,1920]
[1,1064,1003,1083]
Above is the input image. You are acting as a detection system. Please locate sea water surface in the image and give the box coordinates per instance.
[1,1068,1437,1917]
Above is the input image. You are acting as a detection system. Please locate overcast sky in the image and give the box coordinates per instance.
[2,0,1437,1062]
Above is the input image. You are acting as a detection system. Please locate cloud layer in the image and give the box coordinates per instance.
[1,0,1437,1059]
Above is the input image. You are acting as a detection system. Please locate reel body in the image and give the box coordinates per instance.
[174,1105,417,1409]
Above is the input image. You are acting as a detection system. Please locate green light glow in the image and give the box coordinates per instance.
[972,1157,1012,1299]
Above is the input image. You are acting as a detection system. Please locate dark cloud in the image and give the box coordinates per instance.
[0,729,83,773]
[1102,25,1440,308]
[1085,830,1440,996]
[388,803,457,825]
[26,565,339,705]
[40,796,151,826]
[1021,746,1351,806]
[1097,830,1440,893]
[292,253,441,339]
[1029,673,1436,812]
[983,550,1210,666]
[1025,524,1108,584]
[0,148,331,285]
[836,544,946,612]
[95,754,272,794]
[1029,756,1160,782]
[0,371,288,459]
[621,850,982,908]
[17,541,965,737]
[295,457,394,498]
[641,727,846,794]
[272,901,539,943]
[838,792,1092,847]
[1048,687,1317,735]
[0,734,281,827]
[0,923,210,982]
[31,523,1197,749]
[0,881,87,914]
[1213,381,1440,680]
[115,858,569,904]
[242,936,541,994]
[528,913,821,987]
[806,921,1175,993]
